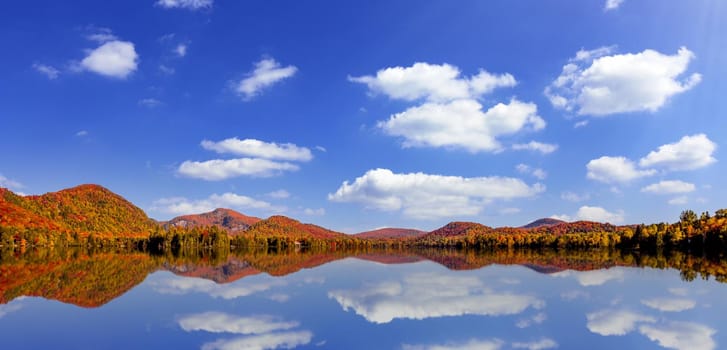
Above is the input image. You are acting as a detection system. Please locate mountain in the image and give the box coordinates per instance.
[246,215,346,240]
[422,222,492,238]
[354,228,427,239]
[1,184,156,238]
[521,218,566,229]
[163,208,261,235]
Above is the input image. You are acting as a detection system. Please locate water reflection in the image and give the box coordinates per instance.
[0,247,726,349]
[179,312,313,350]
[329,272,543,323]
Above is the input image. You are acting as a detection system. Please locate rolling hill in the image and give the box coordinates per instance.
[354,228,426,239]
[163,208,260,235]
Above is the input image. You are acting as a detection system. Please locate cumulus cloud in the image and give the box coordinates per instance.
[512,338,558,350]
[80,40,138,78]
[0,174,24,190]
[267,190,290,199]
[178,158,299,181]
[329,272,543,324]
[352,62,542,153]
[639,134,717,171]
[641,180,695,194]
[553,268,625,286]
[561,191,589,202]
[152,276,283,299]
[605,0,625,10]
[32,63,60,79]
[546,47,700,116]
[639,322,715,350]
[379,98,544,153]
[156,0,213,10]
[85,27,118,43]
[179,312,298,335]
[175,43,188,57]
[586,156,656,184]
[402,339,504,350]
[200,331,313,350]
[236,58,297,99]
[328,168,544,219]
[512,141,558,154]
[201,138,313,162]
[668,196,689,206]
[516,164,547,180]
[349,62,516,102]
[641,298,696,312]
[515,312,547,328]
[575,206,625,224]
[151,193,280,215]
[303,208,325,216]
[587,309,655,336]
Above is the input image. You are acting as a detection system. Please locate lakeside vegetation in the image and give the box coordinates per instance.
[2,184,727,255]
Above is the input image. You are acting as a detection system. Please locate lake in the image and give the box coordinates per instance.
[0,248,725,350]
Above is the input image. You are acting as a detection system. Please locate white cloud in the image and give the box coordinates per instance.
[639,134,717,171]
[85,27,118,43]
[201,331,313,350]
[236,58,297,99]
[178,158,299,181]
[668,196,689,206]
[512,338,558,350]
[328,168,544,219]
[641,298,696,312]
[352,62,542,153]
[152,276,283,299]
[553,268,625,286]
[586,156,655,183]
[605,0,625,10]
[639,322,715,350]
[0,301,23,319]
[268,294,290,303]
[75,130,88,137]
[201,138,313,162]
[81,40,138,78]
[512,141,558,154]
[159,64,175,75]
[151,192,279,215]
[32,63,60,79]
[575,205,625,224]
[303,208,325,216]
[546,47,700,116]
[156,0,213,10]
[175,43,188,57]
[0,174,24,190]
[138,98,162,107]
[516,312,547,328]
[586,309,655,336]
[402,339,504,350]
[379,98,544,153]
[641,180,696,194]
[267,190,290,199]
[516,164,547,180]
[550,214,572,222]
[179,312,298,335]
[349,62,516,102]
[561,191,589,202]
[329,272,543,324]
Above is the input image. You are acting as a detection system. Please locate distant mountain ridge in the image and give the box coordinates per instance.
[354,228,427,239]
[521,218,566,229]
[162,208,261,235]
[1,184,635,246]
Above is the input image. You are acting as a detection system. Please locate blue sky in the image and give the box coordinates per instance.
[1,0,726,233]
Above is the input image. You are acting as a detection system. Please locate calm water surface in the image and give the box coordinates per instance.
[0,249,725,350]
